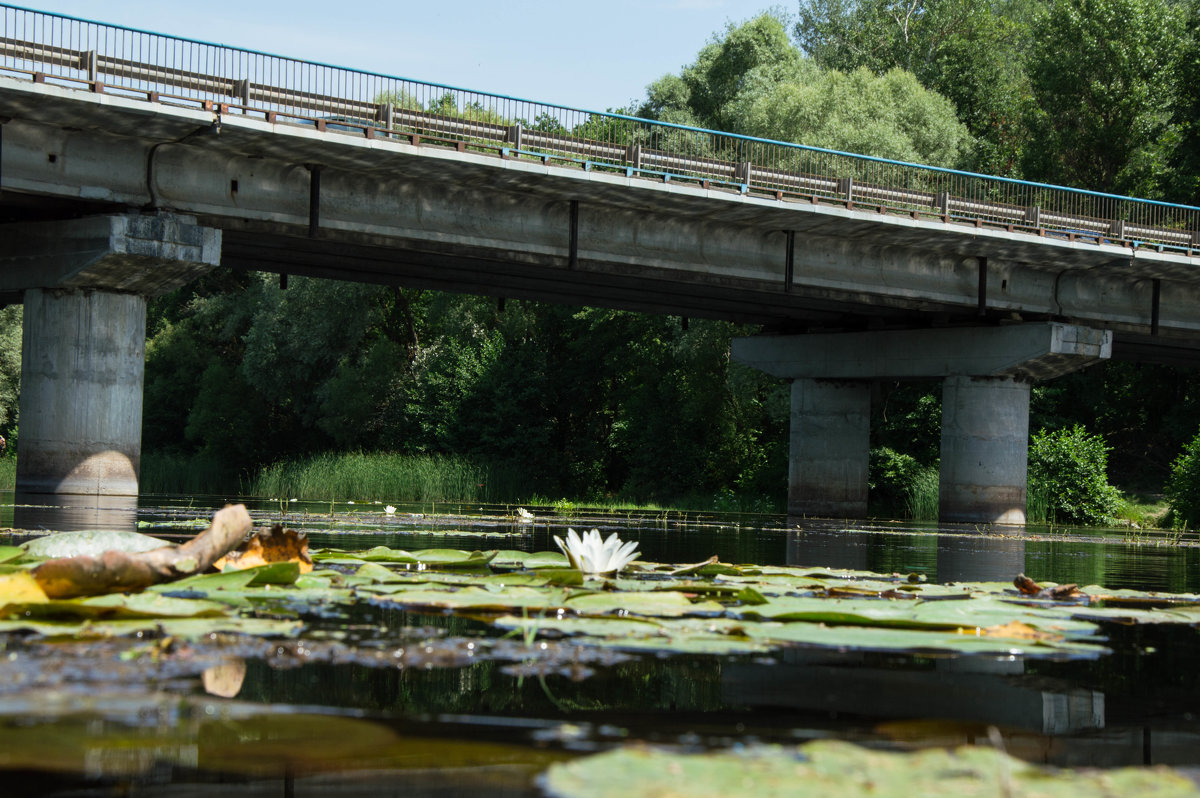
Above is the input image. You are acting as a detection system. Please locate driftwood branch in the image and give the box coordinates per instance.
[32,504,253,599]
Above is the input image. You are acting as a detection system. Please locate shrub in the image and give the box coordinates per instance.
[1028,425,1120,526]
[1164,430,1200,528]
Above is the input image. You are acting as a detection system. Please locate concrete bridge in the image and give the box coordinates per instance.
[0,6,1198,525]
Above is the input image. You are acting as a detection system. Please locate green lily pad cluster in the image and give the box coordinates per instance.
[2,534,1200,662]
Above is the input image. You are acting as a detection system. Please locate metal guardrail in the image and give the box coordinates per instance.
[0,4,1198,255]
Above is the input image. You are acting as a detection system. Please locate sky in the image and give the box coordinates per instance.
[21,1,783,113]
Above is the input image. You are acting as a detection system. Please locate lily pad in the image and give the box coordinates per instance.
[565,591,725,618]
[369,585,572,613]
[541,740,1199,798]
[2,591,230,621]
[21,530,172,559]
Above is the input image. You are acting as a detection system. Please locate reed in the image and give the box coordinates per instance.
[242,451,522,503]
[0,457,15,490]
[905,466,940,521]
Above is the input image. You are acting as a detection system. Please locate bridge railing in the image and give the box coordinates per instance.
[1,3,1198,255]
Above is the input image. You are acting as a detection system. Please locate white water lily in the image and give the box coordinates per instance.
[516,507,534,523]
[384,505,396,515]
[553,528,641,576]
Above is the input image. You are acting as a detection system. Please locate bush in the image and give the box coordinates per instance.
[1028,425,1120,526]
[869,447,937,519]
[1164,430,1200,528]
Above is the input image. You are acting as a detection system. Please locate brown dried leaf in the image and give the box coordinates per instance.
[214,524,313,574]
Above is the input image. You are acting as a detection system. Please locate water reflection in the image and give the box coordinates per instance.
[2,496,1200,793]
[12,492,138,533]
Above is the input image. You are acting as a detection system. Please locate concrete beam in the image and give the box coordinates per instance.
[732,323,1112,382]
[4,87,1200,353]
[0,213,220,296]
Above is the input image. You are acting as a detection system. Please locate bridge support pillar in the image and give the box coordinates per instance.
[0,213,220,501]
[788,379,871,518]
[939,375,1030,525]
[732,323,1111,526]
[18,289,146,496]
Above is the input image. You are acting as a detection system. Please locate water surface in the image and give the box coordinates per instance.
[2,493,1198,794]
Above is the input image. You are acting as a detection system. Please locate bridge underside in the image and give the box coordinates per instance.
[0,78,1198,515]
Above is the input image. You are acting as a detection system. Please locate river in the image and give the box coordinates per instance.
[1,493,1197,795]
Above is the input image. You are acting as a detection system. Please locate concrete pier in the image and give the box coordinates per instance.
[789,379,871,517]
[17,290,146,496]
[0,214,220,499]
[940,376,1031,524]
[732,323,1111,525]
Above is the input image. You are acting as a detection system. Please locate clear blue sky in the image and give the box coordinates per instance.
[23,1,783,113]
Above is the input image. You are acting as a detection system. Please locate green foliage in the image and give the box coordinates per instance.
[1164,430,1200,528]
[1024,0,1185,195]
[869,447,938,520]
[1028,426,1120,526]
[794,0,1034,173]
[641,13,971,168]
[0,305,21,443]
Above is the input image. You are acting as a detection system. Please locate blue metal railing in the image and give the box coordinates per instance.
[0,3,1197,254]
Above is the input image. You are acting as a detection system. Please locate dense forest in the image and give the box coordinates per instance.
[3,0,1200,513]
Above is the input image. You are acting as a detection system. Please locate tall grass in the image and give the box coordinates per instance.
[0,457,14,490]
[1026,482,1049,525]
[243,451,523,503]
[905,466,940,521]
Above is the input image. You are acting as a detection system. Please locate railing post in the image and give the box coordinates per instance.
[1191,230,1200,250]
[837,177,854,205]
[936,192,950,220]
[1025,206,1041,228]
[735,161,751,187]
[506,122,522,153]
[1109,219,1126,240]
[81,51,98,82]
[626,143,642,170]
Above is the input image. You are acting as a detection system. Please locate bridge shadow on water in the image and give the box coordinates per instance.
[0,499,1198,794]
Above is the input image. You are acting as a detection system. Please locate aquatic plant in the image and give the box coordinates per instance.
[553,528,641,576]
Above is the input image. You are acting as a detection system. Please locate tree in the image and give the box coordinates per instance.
[794,0,1035,174]
[641,13,971,168]
[1167,0,1200,205]
[1024,0,1184,195]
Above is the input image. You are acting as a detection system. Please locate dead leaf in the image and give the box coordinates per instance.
[214,525,313,574]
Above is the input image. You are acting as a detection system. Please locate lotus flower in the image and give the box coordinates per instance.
[384,505,396,515]
[553,528,641,576]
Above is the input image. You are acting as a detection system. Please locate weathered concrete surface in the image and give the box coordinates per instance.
[0,213,220,295]
[2,78,1200,359]
[733,323,1109,525]
[17,289,146,496]
[731,323,1112,381]
[4,213,221,498]
[788,379,871,518]
[939,376,1031,525]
